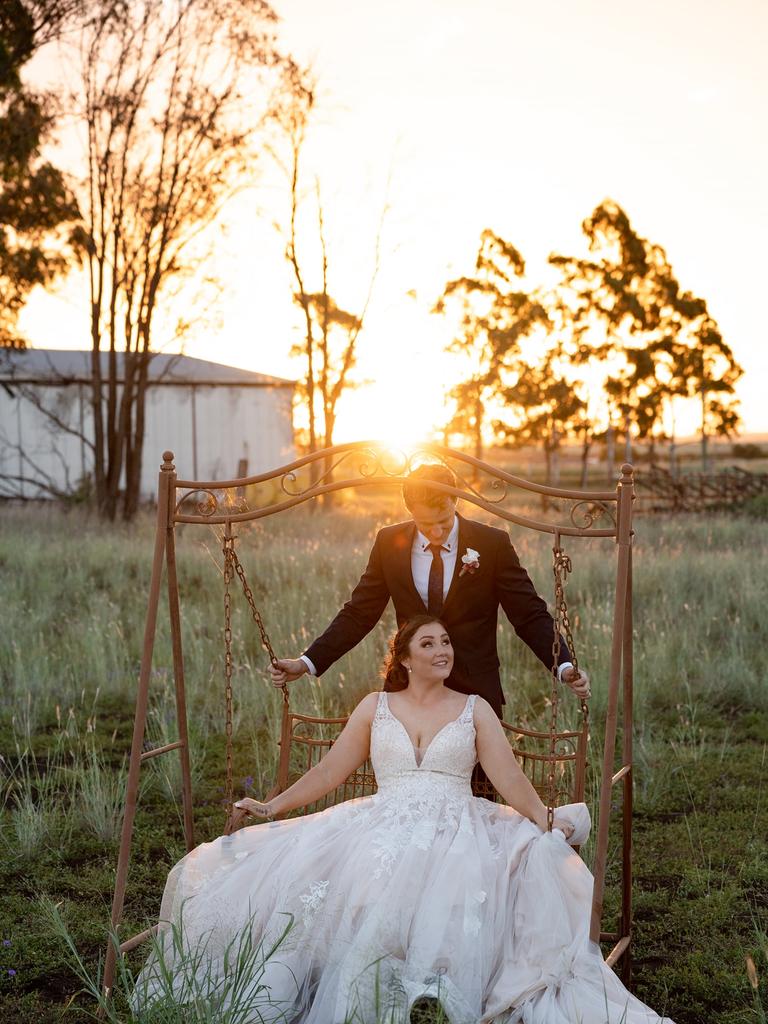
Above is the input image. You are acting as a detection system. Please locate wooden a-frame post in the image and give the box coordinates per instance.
[102,452,195,1000]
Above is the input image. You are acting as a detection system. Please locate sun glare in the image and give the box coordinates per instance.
[333,377,446,447]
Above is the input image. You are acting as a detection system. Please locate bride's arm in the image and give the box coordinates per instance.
[474,698,572,835]
[235,692,377,822]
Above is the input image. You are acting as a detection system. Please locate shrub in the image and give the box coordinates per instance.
[732,442,765,459]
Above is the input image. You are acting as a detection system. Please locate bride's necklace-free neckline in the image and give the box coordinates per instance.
[384,692,471,767]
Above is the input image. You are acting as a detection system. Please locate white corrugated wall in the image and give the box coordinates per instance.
[0,383,295,500]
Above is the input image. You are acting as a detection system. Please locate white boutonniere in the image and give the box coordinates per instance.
[459,547,480,577]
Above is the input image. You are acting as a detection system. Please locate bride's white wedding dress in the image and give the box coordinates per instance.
[134,693,674,1023]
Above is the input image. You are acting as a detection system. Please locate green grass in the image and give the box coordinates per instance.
[0,501,767,1022]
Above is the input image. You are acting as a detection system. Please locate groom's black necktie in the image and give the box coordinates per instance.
[426,543,447,616]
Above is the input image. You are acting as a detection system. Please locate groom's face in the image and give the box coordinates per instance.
[409,498,457,545]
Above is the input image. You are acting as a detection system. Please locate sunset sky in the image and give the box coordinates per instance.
[20,0,768,443]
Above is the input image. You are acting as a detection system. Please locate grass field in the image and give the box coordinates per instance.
[0,498,767,1023]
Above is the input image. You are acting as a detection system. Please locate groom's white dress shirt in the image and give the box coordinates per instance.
[410,514,460,606]
[301,513,573,683]
[301,518,459,677]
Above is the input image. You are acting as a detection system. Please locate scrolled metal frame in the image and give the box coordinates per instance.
[174,487,249,518]
[173,441,623,539]
[101,441,636,1003]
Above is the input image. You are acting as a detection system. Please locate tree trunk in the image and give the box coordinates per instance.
[550,431,560,488]
[474,394,484,463]
[606,424,615,484]
[123,351,150,520]
[701,391,709,472]
[669,399,678,478]
[580,434,591,489]
[541,443,552,511]
[105,352,133,520]
[321,409,335,510]
[90,325,105,513]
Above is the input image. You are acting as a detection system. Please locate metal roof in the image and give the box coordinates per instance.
[0,349,295,387]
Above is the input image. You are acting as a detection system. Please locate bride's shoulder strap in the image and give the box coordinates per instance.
[373,690,389,721]
[461,693,478,722]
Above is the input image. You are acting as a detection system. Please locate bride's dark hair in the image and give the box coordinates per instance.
[381,615,449,691]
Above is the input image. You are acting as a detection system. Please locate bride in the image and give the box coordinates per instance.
[134,615,674,1023]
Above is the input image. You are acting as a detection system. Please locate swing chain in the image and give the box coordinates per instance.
[223,537,235,814]
[222,529,287,828]
[547,534,587,831]
[230,549,279,669]
[223,534,288,707]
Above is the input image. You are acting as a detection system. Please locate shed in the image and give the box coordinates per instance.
[0,349,295,500]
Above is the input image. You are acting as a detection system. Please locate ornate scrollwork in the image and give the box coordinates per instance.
[436,459,510,505]
[171,441,622,536]
[359,447,407,479]
[569,500,616,530]
[384,445,511,506]
[175,488,220,517]
[175,488,248,517]
[552,735,578,759]
[280,447,388,497]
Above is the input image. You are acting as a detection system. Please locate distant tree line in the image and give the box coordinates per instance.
[1,3,744,512]
[435,201,742,482]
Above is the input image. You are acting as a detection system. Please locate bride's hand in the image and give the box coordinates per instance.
[552,816,575,840]
[228,798,274,831]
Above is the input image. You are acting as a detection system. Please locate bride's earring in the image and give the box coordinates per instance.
[405,665,412,673]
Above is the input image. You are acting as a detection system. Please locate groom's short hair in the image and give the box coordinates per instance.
[402,464,458,511]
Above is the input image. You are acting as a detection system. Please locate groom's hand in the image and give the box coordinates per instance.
[562,666,591,699]
[270,658,308,687]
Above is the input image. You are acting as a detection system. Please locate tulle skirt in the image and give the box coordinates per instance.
[133,787,674,1023]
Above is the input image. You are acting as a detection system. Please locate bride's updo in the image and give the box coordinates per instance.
[381,615,448,691]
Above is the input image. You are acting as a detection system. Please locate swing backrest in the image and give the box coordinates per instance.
[476,720,587,805]
[266,705,587,816]
[266,711,378,813]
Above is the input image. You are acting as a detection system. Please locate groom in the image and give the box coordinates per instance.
[270,463,590,715]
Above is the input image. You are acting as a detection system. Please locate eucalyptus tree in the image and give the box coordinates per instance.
[551,199,741,475]
[434,229,549,463]
[494,344,587,490]
[674,316,742,470]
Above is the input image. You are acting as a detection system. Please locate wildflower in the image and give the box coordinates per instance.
[8,969,16,976]
[243,776,254,789]
[2,940,10,947]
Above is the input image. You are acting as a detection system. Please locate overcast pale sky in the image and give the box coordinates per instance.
[21,0,768,441]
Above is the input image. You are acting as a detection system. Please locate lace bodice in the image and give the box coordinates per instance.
[370,692,477,795]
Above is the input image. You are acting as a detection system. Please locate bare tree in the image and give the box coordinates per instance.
[275,99,319,456]
[271,98,384,462]
[74,0,310,518]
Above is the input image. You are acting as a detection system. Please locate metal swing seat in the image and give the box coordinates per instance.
[100,444,636,1006]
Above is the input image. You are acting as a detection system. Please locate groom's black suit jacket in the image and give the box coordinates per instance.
[304,514,570,713]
